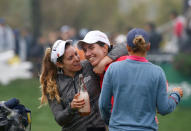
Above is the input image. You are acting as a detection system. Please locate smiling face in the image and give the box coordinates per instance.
[57,45,82,76]
[81,43,108,66]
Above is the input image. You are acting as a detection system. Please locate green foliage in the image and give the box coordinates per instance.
[126,4,147,27]
[39,0,185,32]
[157,107,191,131]
[0,0,185,34]
[0,0,31,28]
[41,0,119,32]
[173,53,191,76]
[156,0,182,24]
[160,63,191,83]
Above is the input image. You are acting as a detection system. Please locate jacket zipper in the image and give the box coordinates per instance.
[73,78,77,93]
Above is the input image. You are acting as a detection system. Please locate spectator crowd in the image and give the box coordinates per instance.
[1,4,191,78]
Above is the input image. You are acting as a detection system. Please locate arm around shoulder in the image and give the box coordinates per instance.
[107,43,128,60]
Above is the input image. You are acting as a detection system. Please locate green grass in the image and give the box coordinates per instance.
[157,107,191,131]
[0,78,60,131]
[0,78,191,131]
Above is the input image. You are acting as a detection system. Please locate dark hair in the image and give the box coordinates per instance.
[96,41,105,47]
[131,36,147,53]
[96,41,112,52]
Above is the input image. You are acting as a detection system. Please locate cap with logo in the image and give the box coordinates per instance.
[77,30,110,50]
[51,40,72,64]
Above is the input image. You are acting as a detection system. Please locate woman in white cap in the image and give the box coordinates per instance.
[40,40,106,131]
[77,30,128,106]
[77,30,128,75]
[99,28,183,131]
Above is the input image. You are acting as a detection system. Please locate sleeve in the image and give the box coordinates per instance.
[107,43,128,60]
[48,97,77,126]
[156,69,181,115]
[98,65,113,125]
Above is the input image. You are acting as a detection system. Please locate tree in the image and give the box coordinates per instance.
[30,0,42,45]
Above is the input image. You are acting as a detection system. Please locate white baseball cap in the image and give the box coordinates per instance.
[77,30,110,50]
[51,40,72,64]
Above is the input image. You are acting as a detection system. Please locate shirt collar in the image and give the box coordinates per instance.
[127,55,148,62]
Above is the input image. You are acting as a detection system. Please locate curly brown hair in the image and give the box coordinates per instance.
[40,48,61,104]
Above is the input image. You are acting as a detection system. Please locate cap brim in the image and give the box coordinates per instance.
[51,40,73,64]
[77,40,98,50]
[66,40,73,44]
[77,40,93,50]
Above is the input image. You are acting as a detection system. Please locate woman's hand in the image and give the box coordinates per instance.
[70,93,85,109]
[93,56,113,74]
[172,87,183,98]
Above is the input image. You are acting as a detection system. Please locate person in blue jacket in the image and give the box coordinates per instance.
[99,28,183,131]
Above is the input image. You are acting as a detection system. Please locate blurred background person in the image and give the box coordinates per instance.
[59,25,70,40]
[170,10,186,52]
[145,22,163,54]
[30,34,48,77]
[68,27,78,43]
[0,18,15,52]
[182,1,191,52]
[47,31,59,47]
[114,34,126,45]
